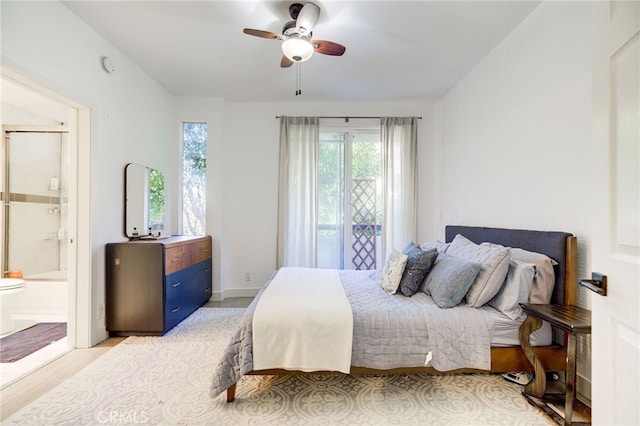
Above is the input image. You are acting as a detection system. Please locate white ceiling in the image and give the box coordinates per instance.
[62,0,541,102]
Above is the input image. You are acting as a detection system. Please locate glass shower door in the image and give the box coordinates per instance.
[2,129,69,279]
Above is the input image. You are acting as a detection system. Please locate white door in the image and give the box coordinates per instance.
[591,2,640,424]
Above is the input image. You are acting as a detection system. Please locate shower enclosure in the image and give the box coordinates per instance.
[1,126,69,280]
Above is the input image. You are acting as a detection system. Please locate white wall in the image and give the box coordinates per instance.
[441,1,592,248]
[2,1,176,345]
[440,0,592,397]
[176,99,439,299]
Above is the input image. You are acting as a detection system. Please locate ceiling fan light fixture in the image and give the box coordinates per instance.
[282,38,314,62]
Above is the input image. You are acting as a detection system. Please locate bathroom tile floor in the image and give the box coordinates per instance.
[0,313,70,388]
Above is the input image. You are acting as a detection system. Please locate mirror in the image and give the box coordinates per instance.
[125,163,165,239]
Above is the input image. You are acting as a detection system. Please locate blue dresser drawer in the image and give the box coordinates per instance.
[164,259,213,332]
[165,267,192,302]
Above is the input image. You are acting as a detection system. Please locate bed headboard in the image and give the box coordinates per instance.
[445,225,577,306]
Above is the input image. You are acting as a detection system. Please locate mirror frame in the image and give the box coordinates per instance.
[124,163,164,239]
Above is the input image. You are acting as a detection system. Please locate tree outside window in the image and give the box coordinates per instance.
[182,122,207,235]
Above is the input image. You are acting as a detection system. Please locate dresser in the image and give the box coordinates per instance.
[106,235,212,336]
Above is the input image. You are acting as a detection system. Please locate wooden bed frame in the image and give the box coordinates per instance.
[226,225,578,402]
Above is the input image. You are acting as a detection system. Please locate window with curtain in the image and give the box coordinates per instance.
[277,116,417,270]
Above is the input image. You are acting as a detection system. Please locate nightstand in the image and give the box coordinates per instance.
[519,303,591,426]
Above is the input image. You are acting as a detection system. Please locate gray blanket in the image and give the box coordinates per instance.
[210,270,493,398]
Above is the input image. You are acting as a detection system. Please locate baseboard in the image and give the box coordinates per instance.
[210,287,260,302]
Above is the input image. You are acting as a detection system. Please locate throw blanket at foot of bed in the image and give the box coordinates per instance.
[252,267,353,373]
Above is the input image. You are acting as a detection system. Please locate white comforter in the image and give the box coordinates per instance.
[252,267,353,373]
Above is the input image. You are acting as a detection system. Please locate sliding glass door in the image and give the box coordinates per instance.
[317,130,381,270]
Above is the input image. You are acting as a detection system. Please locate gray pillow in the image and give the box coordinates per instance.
[423,253,481,308]
[488,259,536,320]
[398,247,438,297]
[481,243,557,304]
[511,248,556,304]
[446,234,511,308]
[420,240,450,254]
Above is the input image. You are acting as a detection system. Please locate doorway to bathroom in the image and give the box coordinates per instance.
[0,73,85,387]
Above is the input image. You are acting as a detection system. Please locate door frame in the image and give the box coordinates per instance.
[1,67,93,348]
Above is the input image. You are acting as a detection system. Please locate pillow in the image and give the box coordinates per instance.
[511,248,557,304]
[423,253,481,308]
[398,247,438,297]
[402,241,420,255]
[481,243,557,304]
[420,240,450,253]
[379,250,408,295]
[489,259,536,320]
[446,234,511,307]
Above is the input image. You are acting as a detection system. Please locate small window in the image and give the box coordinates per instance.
[182,122,207,235]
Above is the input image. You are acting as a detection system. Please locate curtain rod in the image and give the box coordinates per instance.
[275,115,422,120]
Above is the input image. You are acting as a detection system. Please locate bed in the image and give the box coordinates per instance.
[210,225,577,402]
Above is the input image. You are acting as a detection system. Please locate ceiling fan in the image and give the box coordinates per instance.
[243,2,346,68]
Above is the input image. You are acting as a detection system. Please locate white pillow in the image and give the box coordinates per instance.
[379,250,408,295]
[446,234,511,307]
[489,259,536,320]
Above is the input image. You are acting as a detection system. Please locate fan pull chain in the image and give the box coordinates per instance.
[296,62,302,96]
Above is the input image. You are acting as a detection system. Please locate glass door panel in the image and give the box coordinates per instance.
[351,134,382,270]
[317,130,381,270]
[317,132,345,269]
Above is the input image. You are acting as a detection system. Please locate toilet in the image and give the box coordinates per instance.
[0,278,26,335]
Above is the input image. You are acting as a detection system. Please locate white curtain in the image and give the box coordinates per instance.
[381,117,418,261]
[276,116,319,268]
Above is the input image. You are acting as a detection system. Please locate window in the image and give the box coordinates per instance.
[278,116,416,270]
[182,122,207,235]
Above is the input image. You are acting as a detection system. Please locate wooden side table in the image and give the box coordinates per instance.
[519,303,591,426]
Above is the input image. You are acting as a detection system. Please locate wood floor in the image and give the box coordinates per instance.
[0,298,252,422]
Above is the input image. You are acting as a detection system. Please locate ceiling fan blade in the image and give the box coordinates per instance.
[281,55,294,68]
[243,28,279,39]
[313,40,346,56]
[296,2,320,35]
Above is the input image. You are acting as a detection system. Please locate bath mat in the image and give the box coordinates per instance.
[0,322,67,363]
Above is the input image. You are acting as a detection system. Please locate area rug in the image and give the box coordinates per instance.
[0,322,67,363]
[3,308,553,425]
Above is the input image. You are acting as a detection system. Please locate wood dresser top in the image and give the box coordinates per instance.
[121,235,210,247]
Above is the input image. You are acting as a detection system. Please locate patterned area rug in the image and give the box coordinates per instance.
[4,308,553,425]
[0,322,67,363]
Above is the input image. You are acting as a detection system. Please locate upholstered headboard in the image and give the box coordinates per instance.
[445,226,577,306]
